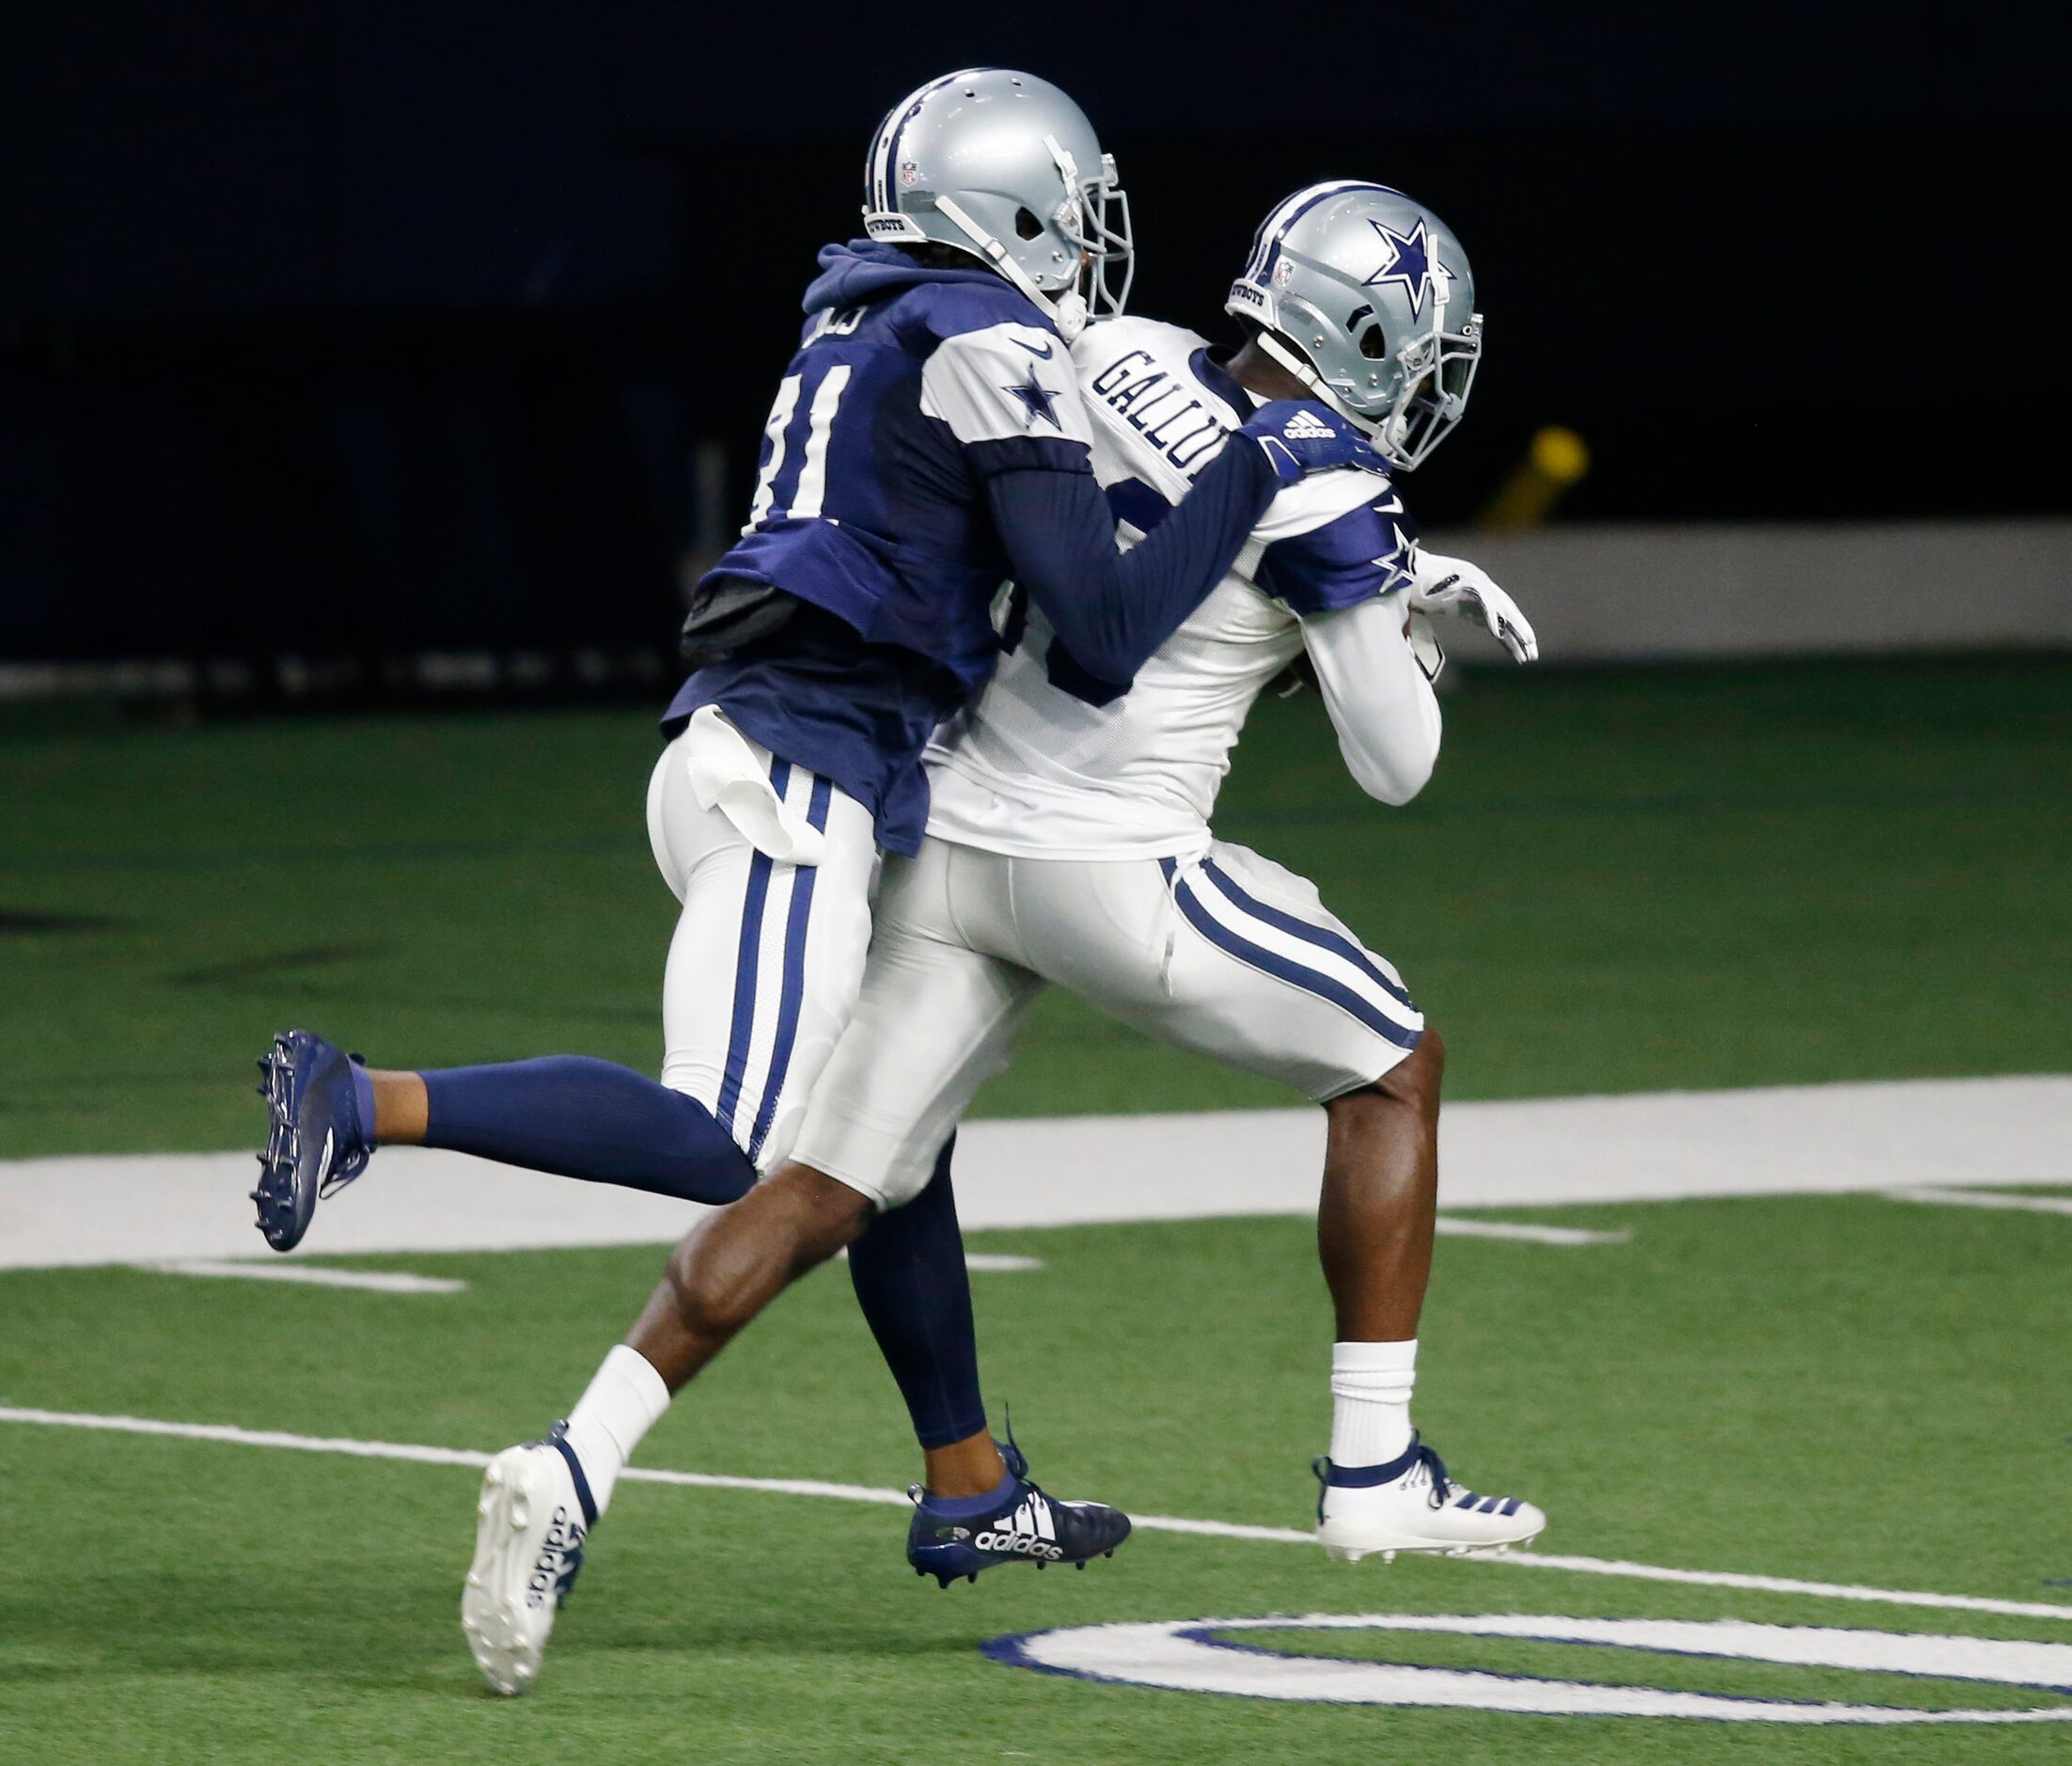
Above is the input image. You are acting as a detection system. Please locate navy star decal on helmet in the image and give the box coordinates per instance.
[1363,216,1439,317]
[1228,182,1482,470]
[862,69,1133,340]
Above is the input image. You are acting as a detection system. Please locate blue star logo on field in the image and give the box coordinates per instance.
[1004,370,1063,429]
[1364,218,1441,318]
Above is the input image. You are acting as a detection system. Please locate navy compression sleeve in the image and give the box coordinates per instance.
[982,436,1277,686]
[844,1137,988,1449]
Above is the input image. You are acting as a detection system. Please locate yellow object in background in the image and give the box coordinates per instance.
[1480,425,1591,529]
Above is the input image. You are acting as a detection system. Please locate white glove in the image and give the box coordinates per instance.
[1408,551,1539,665]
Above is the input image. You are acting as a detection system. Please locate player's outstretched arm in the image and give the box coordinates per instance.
[923,320,1377,689]
[981,447,1265,686]
[985,401,1385,688]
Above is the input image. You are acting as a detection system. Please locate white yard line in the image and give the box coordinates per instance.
[142,1260,467,1294]
[5,1076,2067,1272]
[1435,1220,1629,1245]
[6,1403,2070,1626]
[1884,1187,2072,1219]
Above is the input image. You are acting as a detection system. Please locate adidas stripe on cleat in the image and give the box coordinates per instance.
[904,1430,1129,1588]
[461,1423,596,1696]
[1314,1432,1545,1563]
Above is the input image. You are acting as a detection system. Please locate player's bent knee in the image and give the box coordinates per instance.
[660,1222,757,1342]
[658,1171,870,1342]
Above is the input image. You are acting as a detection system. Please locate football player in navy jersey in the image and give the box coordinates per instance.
[244,69,1383,1694]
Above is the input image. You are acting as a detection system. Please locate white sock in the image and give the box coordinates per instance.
[560,1345,671,1516]
[1329,1339,1417,1468]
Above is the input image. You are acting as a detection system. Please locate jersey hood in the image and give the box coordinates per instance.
[803,239,1010,316]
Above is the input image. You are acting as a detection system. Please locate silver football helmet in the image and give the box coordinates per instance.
[863,69,1133,339]
[1226,181,1481,470]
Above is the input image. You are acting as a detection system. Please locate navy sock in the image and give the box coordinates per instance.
[419,1056,757,1206]
[913,1468,1017,1516]
[845,1135,989,1450]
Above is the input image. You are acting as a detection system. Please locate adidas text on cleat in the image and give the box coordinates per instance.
[905,1432,1130,1589]
[251,1028,372,1252]
[1314,1432,1545,1563]
[461,1424,597,1696]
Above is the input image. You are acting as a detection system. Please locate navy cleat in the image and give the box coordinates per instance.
[252,1028,373,1252]
[904,1428,1130,1588]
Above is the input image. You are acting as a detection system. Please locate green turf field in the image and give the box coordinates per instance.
[5,655,2070,1159]
[4,657,2070,1759]
[5,1202,2071,1759]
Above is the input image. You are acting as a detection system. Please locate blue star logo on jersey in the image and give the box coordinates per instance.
[1364,218,1439,318]
[1372,521,1417,592]
[1004,369,1063,429]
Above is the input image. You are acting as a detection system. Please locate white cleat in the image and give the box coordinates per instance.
[1314,1433,1545,1563]
[461,1425,597,1696]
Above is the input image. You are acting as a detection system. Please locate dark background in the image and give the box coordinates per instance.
[4,2,2065,668]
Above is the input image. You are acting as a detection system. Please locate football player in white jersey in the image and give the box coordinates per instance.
[785,181,1547,1561]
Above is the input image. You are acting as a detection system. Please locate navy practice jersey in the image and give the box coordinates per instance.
[666,240,1274,854]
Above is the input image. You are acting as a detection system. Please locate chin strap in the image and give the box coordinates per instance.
[1252,326,1435,468]
[1254,331,1383,438]
[934,194,1089,343]
[1253,328,1322,395]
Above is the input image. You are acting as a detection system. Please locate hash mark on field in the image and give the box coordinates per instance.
[1884,1186,2072,1218]
[5,1404,2071,1626]
[141,1259,465,1294]
[1436,1218,1629,1245]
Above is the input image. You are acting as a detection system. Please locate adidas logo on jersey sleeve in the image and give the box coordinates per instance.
[1282,410,1335,439]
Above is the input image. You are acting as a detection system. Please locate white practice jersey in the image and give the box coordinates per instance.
[924,316,1442,860]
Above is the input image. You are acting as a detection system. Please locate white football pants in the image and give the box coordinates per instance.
[793,836,1423,1207]
[643,714,877,1174]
